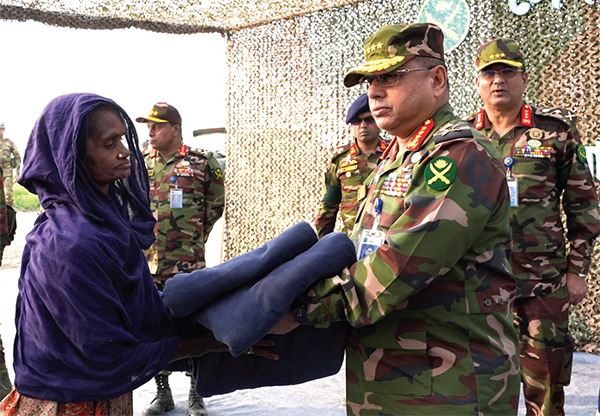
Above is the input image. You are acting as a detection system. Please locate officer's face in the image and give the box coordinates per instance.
[86,108,131,194]
[147,121,180,154]
[367,62,444,139]
[350,111,380,145]
[0,128,4,138]
[475,63,528,111]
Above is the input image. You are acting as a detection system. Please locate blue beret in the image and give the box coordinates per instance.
[345,93,370,124]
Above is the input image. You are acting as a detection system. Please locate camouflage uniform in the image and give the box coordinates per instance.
[315,138,387,237]
[468,38,600,416]
[0,138,21,206]
[467,104,600,415]
[302,104,521,415]
[145,143,225,289]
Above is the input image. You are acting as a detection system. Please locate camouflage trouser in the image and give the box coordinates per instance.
[514,286,572,416]
[0,333,12,400]
[2,169,13,206]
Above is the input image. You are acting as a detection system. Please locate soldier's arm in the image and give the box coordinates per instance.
[559,126,600,278]
[303,141,510,327]
[315,161,341,238]
[202,155,225,241]
[11,141,21,174]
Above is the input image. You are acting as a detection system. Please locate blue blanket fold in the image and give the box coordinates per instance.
[189,323,349,397]
[163,221,318,318]
[163,223,357,394]
[192,231,357,356]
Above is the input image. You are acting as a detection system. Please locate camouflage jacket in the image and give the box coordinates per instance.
[145,144,225,276]
[315,138,387,238]
[301,105,520,415]
[0,138,21,173]
[466,104,600,298]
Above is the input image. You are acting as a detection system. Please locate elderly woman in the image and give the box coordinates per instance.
[0,93,268,415]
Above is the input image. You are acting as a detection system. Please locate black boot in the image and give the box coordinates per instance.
[188,376,208,416]
[143,373,174,416]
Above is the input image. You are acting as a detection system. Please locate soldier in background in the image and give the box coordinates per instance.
[278,23,520,415]
[466,38,600,416]
[315,93,387,238]
[136,103,225,416]
[0,122,21,206]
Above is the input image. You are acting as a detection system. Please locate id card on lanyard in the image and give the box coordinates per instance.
[357,197,386,260]
[504,157,518,207]
[169,175,183,208]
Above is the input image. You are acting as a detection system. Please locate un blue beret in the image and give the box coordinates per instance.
[345,93,370,124]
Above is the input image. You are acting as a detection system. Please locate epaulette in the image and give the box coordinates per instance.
[433,121,474,144]
[331,142,352,160]
[533,106,578,129]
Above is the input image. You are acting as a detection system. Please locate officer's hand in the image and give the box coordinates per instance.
[566,272,588,306]
[269,311,299,335]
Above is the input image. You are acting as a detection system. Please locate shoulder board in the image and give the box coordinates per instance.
[433,121,474,144]
[533,106,578,129]
[187,147,207,156]
[331,143,352,159]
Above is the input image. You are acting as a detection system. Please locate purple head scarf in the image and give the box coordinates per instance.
[13,93,179,402]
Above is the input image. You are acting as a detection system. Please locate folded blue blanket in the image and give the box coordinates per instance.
[163,221,318,318]
[163,222,357,395]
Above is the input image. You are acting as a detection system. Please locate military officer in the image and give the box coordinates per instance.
[0,122,21,206]
[137,102,225,416]
[278,23,521,415]
[315,93,387,238]
[466,38,600,416]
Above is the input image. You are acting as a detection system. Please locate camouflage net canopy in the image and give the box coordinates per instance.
[2,0,600,351]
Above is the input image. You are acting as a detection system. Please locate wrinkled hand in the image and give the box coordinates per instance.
[566,272,588,306]
[269,311,299,335]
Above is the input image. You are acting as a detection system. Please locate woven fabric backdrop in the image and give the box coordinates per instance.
[224,0,600,352]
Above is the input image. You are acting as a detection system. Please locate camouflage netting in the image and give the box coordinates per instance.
[1,0,599,351]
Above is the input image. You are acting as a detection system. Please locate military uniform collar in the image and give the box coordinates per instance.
[352,137,387,156]
[148,143,188,161]
[474,103,535,130]
[382,103,455,160]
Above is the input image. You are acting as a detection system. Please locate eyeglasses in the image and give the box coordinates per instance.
[479,67,522,81]
[350,115,376,126]
[360,67,435,92]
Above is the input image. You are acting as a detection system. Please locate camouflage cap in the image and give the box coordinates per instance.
[343,23,445,88]
[136,102,182,124]
[475,38,525,71]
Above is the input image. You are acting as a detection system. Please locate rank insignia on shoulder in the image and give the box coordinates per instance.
[425,157,457,191]
[577,144,587,163]
[212,167,224,181]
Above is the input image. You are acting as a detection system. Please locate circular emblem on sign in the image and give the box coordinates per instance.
[425,156,457,191]
[418,0,471,53]
[577,144,587,163]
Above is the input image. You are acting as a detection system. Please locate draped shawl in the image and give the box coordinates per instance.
[13,93,179,402]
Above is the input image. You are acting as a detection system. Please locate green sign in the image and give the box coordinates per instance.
[418,0,471,53]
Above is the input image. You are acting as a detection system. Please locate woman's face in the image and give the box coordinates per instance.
[86,107,131,193]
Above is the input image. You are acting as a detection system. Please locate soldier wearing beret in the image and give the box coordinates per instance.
[278,23,521,415]
[315,93,387,238]
[466,38,600,416]
[137,103,225,416]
